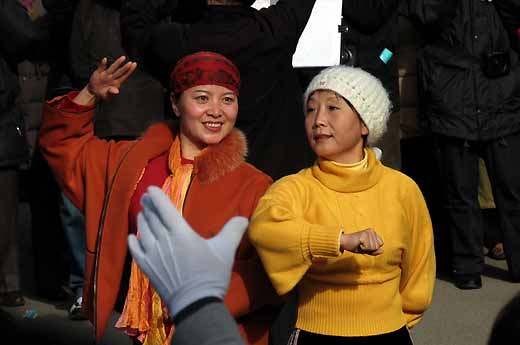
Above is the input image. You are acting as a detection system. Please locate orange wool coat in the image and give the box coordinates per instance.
[39,95,278,344]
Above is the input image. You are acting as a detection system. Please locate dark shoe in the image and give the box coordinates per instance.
[488,243,506,260]
[0,291,26,307]
[454,274,482,290]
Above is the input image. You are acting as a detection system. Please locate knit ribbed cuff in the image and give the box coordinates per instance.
[303,225,342,259]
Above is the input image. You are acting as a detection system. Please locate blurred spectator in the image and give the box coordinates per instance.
[0,0,48,307]
[405,0,520,289]
[23,0,76,303]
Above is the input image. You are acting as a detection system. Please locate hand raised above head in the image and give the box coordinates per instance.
[87,56,137,101]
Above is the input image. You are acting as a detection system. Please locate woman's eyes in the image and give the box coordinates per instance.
[307,105,339,113]
[223,97,235,104]
[194,95,235,104]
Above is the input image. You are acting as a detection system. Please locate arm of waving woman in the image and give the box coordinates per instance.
[39,56,137,211]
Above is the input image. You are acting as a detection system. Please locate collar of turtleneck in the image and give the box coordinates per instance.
[311,148,383,193]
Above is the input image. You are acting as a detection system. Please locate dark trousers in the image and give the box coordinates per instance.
[293,327,413,345]
[435,132,520,280]
[0,168,20,293]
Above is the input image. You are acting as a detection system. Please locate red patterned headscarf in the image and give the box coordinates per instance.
[170,51,241,95]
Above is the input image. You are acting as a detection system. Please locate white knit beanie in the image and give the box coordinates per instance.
[303,66,391,145]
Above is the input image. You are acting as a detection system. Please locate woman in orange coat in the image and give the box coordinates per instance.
[39,51,278,345]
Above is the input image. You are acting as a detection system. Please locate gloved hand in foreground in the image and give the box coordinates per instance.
[128,186,249,317]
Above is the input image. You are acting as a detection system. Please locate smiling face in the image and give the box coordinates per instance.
[305,90,368,164]
[172,84,238,159]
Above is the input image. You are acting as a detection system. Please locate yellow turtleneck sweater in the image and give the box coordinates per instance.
[249,149,435,337]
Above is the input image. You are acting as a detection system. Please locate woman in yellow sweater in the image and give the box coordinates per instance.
[249,66,435,344]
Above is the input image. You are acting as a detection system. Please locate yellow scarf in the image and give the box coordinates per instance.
[116,136,194,345]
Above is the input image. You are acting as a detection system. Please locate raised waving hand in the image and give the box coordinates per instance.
[74,56,137,105]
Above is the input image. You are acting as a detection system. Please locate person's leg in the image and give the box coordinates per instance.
[435,135,483,288]
[60,193,85,297]
[60,192,86,318]
[0,167,24,306]
[483,132,520,281]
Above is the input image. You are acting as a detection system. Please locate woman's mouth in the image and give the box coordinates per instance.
[203,122,224,132]
[313,134,332,141]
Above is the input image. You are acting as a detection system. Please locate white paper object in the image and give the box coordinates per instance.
[293,0,342,67]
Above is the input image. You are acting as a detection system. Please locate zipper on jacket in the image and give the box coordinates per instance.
[92,140,139,338]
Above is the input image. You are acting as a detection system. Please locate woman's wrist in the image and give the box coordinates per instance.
[73,85,98,106]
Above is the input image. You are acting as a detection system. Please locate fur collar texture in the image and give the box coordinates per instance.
[193,128,248,184]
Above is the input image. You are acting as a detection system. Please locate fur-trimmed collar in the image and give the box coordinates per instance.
[192,128,248,184]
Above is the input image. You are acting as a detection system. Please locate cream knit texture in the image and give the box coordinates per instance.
[304,66,391,145]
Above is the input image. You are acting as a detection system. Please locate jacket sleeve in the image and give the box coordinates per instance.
[224,174,280,318]
[0,0,49,63]
[399,181,436,328]
[249,176,342,296]
[38,94,133,211]
[341,0,400,34]
[172,301,245,345]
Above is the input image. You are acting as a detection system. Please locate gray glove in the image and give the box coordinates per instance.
[128,186,248,317]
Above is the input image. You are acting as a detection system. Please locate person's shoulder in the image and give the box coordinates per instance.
[267,167,314,192]
[379,165,423,196]
[236,161,273,185]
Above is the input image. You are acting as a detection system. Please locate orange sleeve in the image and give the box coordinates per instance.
[39,93,133,211]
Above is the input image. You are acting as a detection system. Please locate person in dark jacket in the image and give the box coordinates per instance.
[405,0,520,289]
[0,0,48,307]
[121,0,316,180]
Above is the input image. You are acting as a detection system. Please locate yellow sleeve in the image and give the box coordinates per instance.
[400,181,436,328]
[249,175,342,296]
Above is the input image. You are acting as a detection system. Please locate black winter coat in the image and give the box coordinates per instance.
[341,0,400,111]
[405,0,520,140]
[0,0,47,167]
[121,0,316,180]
